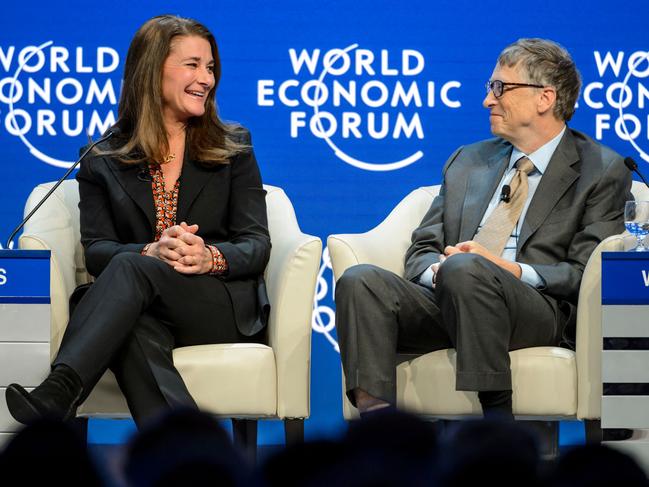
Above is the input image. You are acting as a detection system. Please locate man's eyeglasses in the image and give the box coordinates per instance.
[486,79,545,98]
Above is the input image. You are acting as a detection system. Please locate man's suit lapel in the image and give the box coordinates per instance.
[176,158,216,224]
[107,160,156,235]
[459,144,511,242]
[517,130,579,253]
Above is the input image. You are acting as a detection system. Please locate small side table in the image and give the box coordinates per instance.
[0,250,51,446]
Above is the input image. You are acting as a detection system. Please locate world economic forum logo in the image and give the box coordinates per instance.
[0,41,120,168]
[257,44,462,171]
[312,247,339,353]
[582,49,649,163]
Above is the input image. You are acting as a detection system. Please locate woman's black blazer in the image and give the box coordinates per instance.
[75,128,271,336]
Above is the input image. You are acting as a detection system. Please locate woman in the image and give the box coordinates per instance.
[6,15,270,426]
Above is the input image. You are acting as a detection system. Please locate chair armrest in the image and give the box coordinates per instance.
[328,186,438,281]
[18,183,80,361]
[576,232,634,419]
[264,186,322,418]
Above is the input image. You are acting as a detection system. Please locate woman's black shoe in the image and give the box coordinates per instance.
[5,365,83,425]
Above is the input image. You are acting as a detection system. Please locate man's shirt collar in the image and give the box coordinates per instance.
[509,126,567,175]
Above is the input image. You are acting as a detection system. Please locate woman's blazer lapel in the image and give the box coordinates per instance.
[105,159,156,239]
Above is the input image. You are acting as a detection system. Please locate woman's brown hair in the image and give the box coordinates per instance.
[103,15,245,165]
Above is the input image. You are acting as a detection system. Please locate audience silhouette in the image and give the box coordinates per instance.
[0,419,103,486]
[124,408,248,487]
[1,408,647,486]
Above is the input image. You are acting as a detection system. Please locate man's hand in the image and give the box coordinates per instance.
[443,240,522,278]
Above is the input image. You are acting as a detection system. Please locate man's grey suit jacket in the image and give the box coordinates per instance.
[404,128,632,344]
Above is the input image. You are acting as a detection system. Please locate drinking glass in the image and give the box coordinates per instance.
[624,201,649,251]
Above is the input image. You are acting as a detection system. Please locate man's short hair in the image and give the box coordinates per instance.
[498,38,582,121]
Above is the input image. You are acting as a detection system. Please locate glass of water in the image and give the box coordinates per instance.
[625,201,649,251]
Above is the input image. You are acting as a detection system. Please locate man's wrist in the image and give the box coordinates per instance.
[507,261,522,279]
[494,256,521,278]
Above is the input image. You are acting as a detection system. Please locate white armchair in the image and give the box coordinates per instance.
[18,179,321,455]
[328,181,649,440]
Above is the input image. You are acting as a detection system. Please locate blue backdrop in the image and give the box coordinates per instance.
[1,0,648,443]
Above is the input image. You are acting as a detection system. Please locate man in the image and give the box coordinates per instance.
[335,38,632,418]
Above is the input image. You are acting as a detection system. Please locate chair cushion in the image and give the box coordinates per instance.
[396,346,577,417]
[175,343,277,417]
[78,343,277,418]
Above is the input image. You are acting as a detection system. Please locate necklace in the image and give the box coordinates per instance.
[162,153,176,164]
